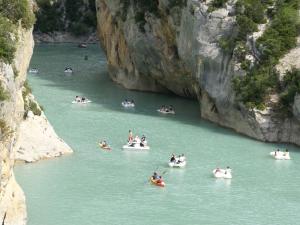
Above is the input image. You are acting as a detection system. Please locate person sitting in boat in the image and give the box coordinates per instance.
[283,149,289,156]
[169,105,174,111]
[82,97,86,102]
[225,166,231,173]
[170,154,176,162]
[215,168,221,173]
[152,172,160,180]
[140,135,146,147]
[180,154,185,161]
[75,96,81,102]
[101,140,108,147]
[134,135,140,143]
[275,149,280,156]
[128,130,133,142]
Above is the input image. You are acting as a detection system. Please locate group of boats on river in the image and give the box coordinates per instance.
[72,97,177,115]
[29,67,74,74]
[29,66,291,187]
[97,130,292,187]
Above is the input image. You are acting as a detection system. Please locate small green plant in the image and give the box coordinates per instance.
[0,0,35,29]
[13,64,19,78]
[168,0,188,8]
[232,0,300,109]
[208,0,229,11]
[0,16,17,64]
[0,119,12,141]
[35,0,96,35]
[22,80,32,100]
[279,69,300,112]
[0,81,9,101]
[28,101,42,116]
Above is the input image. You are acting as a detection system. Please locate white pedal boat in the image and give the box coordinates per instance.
[122,142,150,150]
[168,160,186,168]
[270,151,291,160]
[72,99,92,104]
[29,68,38,74]
[213,168,232,179]
[64,68,73,73]
[122,102,135,108]
[157,109,175,114]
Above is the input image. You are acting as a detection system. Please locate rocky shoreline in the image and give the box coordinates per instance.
[34,31,98,44]
[14,111,73,163]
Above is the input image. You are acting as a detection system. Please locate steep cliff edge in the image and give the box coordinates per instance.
[0,27,33,225]
[96,0,300,145]
[0,1,73,224]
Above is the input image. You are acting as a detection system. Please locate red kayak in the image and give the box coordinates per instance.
[150,177,165,187]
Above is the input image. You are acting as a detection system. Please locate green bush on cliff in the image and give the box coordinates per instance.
[35,0,96,36]
[168,0,188,8]
[0,81,9,101]
[0,16,17,64]
[22,80,32,100]
[35,0,64,33]
[233,66,278,109]
[27,100,42,116]
[0,0,35,29]
[0,0,34,64]
[279,69,300,111]
[257,3,299,63]
[233,0,300,109]
[0,119,12,141]
[208,0,229,12]
[132,0,160,32]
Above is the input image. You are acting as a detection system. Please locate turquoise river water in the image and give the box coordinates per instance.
[15,44,300,225]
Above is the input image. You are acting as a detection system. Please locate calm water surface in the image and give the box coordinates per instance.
[15,44,300,225]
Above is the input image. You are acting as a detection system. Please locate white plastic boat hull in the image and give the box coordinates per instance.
[72,100,92,104]
[122,144,150,150]
[168,161,186,168]
[29,69,38,74]
[157,109,175,114]
[122,102,135,108]
[213,169,232,179]
[270,151,291,160]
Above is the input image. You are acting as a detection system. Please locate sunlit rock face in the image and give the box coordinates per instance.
[96,0,300,145]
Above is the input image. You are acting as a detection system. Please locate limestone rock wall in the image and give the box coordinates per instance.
[96,0,300,145]
[0,27,33,225]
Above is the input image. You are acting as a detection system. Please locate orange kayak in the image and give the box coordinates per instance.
[150,177,165,187]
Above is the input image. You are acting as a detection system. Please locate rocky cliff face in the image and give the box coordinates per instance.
[0,12,73,225]
[0,27,33,225]
[96,0,300,145]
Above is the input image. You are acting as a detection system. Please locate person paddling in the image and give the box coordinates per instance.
[170,154,176,162]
